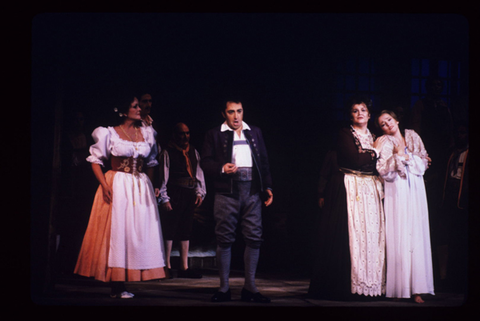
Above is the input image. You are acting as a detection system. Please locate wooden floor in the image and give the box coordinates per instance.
[31,268,469,313]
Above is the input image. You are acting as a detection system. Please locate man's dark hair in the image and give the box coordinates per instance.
[221,99,242,113]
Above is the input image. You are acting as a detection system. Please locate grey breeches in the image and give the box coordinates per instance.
[213,181,263,249]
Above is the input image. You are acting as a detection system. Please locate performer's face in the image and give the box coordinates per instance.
[174,123,190,147]
[377,113,399,135]
[427,79,443,95]
[139,94,152,118]
[127,98,142,121]
[223,102,243,131]
[350,103,370,126]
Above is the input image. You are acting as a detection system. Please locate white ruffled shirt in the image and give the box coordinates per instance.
[221,121,253,168]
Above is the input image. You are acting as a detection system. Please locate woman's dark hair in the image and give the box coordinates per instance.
[345,95,372,112]
[113,93,141,126]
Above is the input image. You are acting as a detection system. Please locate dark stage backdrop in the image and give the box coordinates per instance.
[30,13,469,294]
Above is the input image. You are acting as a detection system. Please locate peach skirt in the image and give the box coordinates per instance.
[74,171,167,282]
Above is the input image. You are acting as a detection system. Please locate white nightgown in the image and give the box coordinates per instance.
[75,126,166,282]
[376,129,435,298]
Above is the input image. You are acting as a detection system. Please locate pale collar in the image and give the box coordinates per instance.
[350,125,371,136]
[221,121,251,132]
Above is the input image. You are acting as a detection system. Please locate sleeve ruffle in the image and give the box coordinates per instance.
[404,129,428,176]
[195,149,207,199]
[376,136,407,182]
[142,126,159,167]
[86,126,111,166]
[157,150,170,204]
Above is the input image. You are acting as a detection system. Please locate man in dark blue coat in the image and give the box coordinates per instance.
[201,100,273,303]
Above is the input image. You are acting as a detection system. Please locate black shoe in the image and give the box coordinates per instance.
[211,289,231,302]
[177,268,202,278]
[241,288,271,303]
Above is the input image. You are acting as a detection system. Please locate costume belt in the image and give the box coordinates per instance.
[232,167,253,181]
[110,156,145,206]
[339,167,375,176]
[169,177,197,189]
[111,156,144,174]
[340,167,384,201]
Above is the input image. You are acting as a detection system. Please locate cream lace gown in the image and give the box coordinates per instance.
[344,128,386,296]
[74,126,166,282]
[377,129,434,298]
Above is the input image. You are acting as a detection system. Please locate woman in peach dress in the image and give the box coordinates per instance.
[74,94,167,298]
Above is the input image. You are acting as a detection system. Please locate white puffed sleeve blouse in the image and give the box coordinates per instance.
[86,126,159,168]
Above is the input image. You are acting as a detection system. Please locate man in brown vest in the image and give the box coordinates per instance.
[157,122,206,278]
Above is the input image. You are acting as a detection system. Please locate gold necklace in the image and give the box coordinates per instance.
[120,125,138,150]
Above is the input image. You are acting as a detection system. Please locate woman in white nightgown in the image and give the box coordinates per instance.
[74,94,167,298]
[376,110,434,303]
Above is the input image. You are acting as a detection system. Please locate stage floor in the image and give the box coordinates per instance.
[31,268,468,310]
